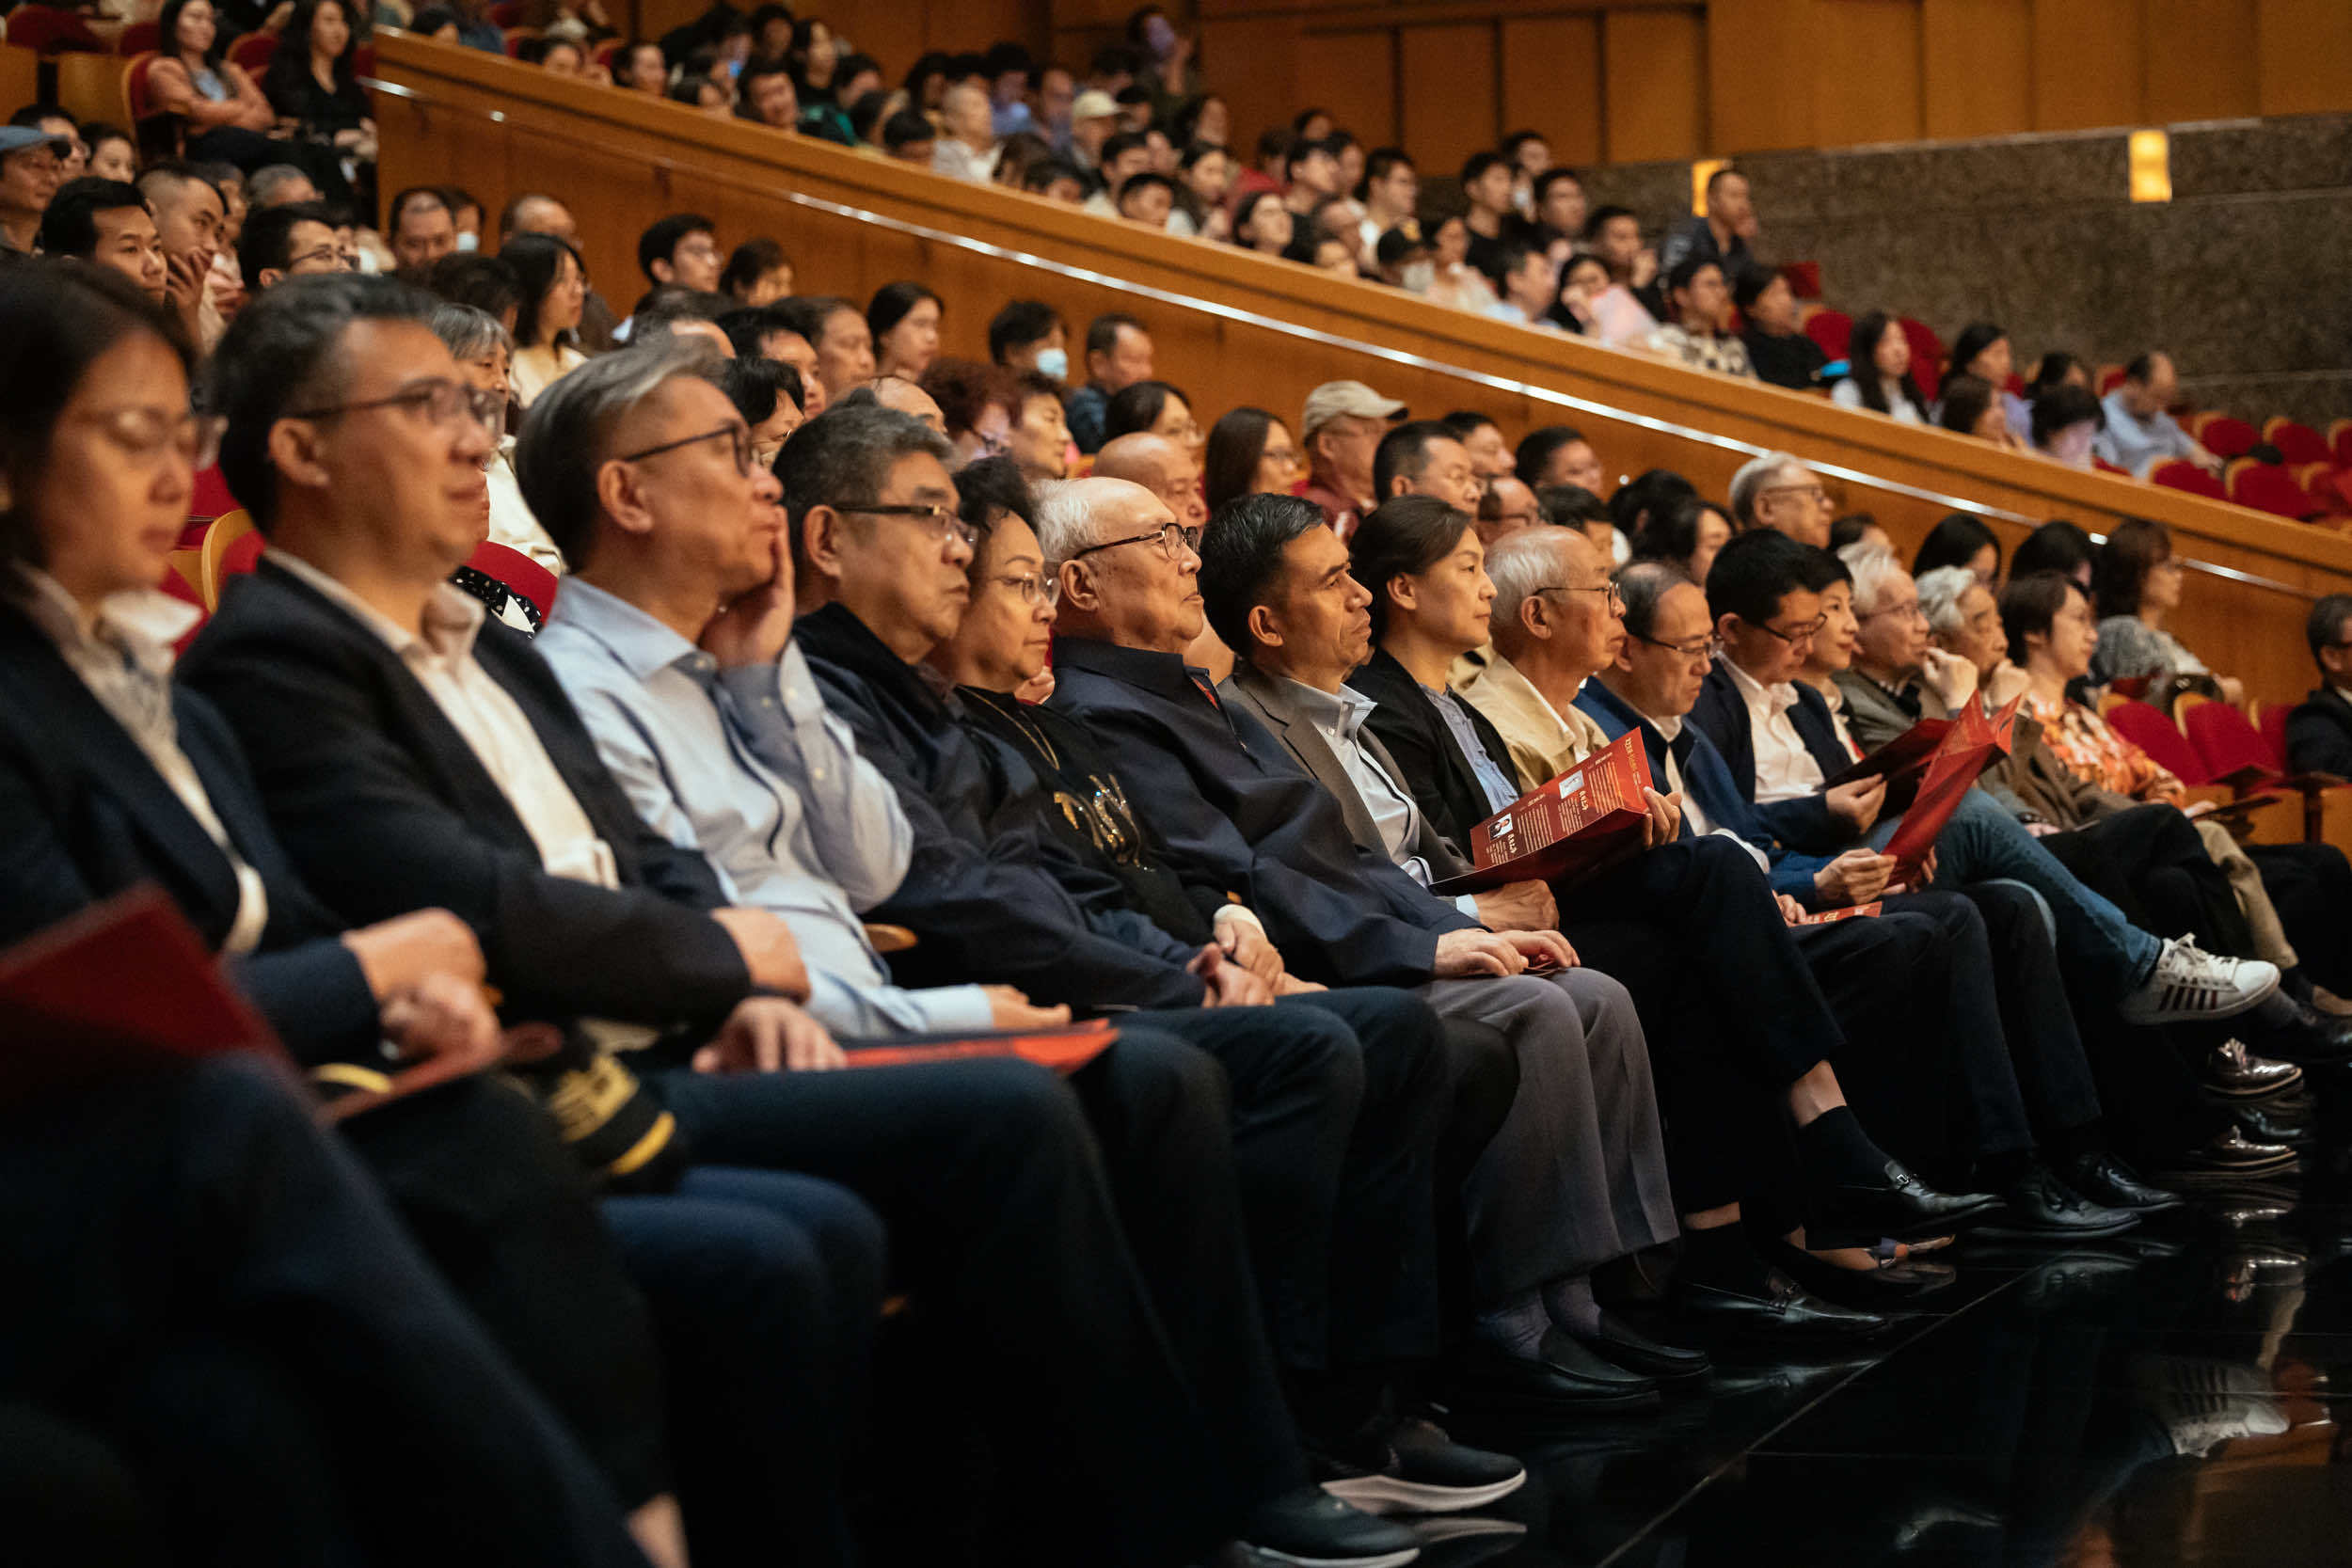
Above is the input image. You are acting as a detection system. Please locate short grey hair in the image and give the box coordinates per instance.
[246,165,315,207]
[1728,451,1805,526]
[773,402,954,537]
[515,337,723,570]
[1617,559,1694,641]
[1915,565,1979,637]
[1838,543,1909,614]
[1032,479,1109,571]
[1485,526,1577,645]
[427,302,513,364]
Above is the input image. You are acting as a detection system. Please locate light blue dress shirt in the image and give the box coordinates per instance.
[1286,678,1483,917]
[539,579,993,1037]
[2092,388,2197,476]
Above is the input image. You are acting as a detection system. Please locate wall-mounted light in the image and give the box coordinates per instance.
[1691,158,1726,216]
[2129,130,2171,203]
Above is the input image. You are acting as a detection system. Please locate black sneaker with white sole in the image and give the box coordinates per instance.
[1239,1486,1422,1568]
[1313,1416,1527,1516]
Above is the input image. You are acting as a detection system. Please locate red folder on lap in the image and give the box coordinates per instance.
[1430,730,1655,895]
[844,1020,1120,1075]
[1881,697,2024,880]
[1823,717,1952,813]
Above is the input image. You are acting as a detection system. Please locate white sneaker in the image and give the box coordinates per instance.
[2120,937,2279,1026]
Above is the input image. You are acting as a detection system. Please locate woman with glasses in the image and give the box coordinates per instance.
[1103,378,1204,462]
[2090,516,2241,705]
[501,232,591,409]
[1202,404,1299,515]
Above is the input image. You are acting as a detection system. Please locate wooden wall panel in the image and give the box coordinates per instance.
[1922,0,2032,140]
[1399,23,1500,175]
[2143,0,2259,122]
[1706,0,1819,152]
[1310,29,1400,150]
[1196,14,1305,150]
[1599,7,1703,162]
[1499,15,1605,167]
[2030,0,2144,131]
[2255,0,2352,117]
[1806,0,1923,149]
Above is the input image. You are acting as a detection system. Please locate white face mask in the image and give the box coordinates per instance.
[1034,346,1070,382]
[454,230,480,252]
[1401,261,1436,293]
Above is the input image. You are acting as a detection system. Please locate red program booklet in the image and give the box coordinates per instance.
[1881,696,2024,879]
[1431,729,1655,895]
[1796,901,1883,925]
[1823,716,1953,813]
[844,1020,1120,1076]
[0,886,292,1113]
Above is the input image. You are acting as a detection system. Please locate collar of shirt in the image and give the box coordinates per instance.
[1051,633,1209,704]
[1279,674,1376,743]
[6,562,200,680]
[549,577,717,687]
[267,547,488,666]
[1649,711,1683,743]
[1720,653,1798,719]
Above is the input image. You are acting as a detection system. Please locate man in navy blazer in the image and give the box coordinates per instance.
[2286,594,2352,777]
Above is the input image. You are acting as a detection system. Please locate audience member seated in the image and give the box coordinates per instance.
[734,60,801,132]
[261,1,378,180]
[2094,353,2219,478]
[1481,242,1563,330]
[1945,321,2030,440]
[930,82,999,182]
[985,298,1068,384]
[1535,483,1616,562]
[718,353,805,467]
[147,0,285,173]
[1103,377,1202,456]
[1115,170,1178,228]
[1232,190,1295,260]
[1658,167,1756,278]
[636,213,723,304]
[2009,516,2096,588]
[238,197,350,290]
[1934,373,2023,451]
[35,180,167,305]
[1645,258,1754,377]
[1373,419,1485,515]
[771,294,875,404]
[2090,517,2242,703]
[1166,140,1232,239]
[1728,450,1831,546]
[2288,594,2352,778]
[1578,205,1660,343]
[1203,404,1300,514]
[1515,424,1606,495]
[1422,214,1500,314]
[879,109,936,165]
[1831,312,1927,423]
[1911,511,2002,584]
[426,300,568,579]
[135,164,227,348]
[1473,475,1542,547]
[866,280,941,382]
[1296,379,1406,536]
[1439,410,1512,488]
[719,236,793,306]
[917,356,1016,467]
[1063,311,1154,453]
[501,232,591,406]
[2030,382,2102,469]
[386,186,458,274]
[1629,493,1733,585]
[1737,265,1826,390]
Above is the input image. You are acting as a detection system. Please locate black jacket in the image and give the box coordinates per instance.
[177,560,750,1031]
[794,605,1208,1011]
[1047,636,1479,990]
[1686,661,1844,851]
[0,598,378,1066]
[2286,685,2352,779]
[1344,647,1517,849]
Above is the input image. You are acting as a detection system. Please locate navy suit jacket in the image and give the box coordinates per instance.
[2286,686,2352,779]
[1688,661,1845,851]
[178,560,751,1032]
[1047,635,1480,990]
[1574,679,1835,904]
[0,598,378,1065]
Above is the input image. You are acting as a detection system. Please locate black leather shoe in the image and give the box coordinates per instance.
[1974,1164,2140,1239]
[1771,1240,1955,1307]
[2203,1038,2304,1099]
[1314,1416,1528,1516]
[1822,1159,2002,1239]
[1674,1269,1893,1338]
[2149,1126,2299,1183]
[1566,1310,1712,1385]
[2232,1103,2312,1148]
[1242,1485,1422,1567]
[1448,1336,1661,1419]
[2059,1152,2186,1214]
[2255,1003,2352,1064]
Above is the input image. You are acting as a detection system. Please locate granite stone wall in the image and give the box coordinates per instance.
[1580,115,2352,428]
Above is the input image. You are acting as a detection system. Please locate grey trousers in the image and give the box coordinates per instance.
[1419,966,1679,1302]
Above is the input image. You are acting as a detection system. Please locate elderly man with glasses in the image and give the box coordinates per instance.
[1728,450,1833,546]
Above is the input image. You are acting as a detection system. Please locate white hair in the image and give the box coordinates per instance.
[1728,451,1805,525]
[1485,527,1578,646]
[1030,480,1098,571]
[1915,565,1980,637]
[1838,543,1909,614]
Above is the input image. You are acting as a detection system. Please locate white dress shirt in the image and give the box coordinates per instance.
[268,550,617,889]
[9,565,270,952]
[1720,657,1825,803]
[1646,710,1770,875]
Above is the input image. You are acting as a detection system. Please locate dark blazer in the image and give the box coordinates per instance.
[1687,661,1842,850]
[1048,635,1479,990]
[794,605,1208,1011]
[1220,660,1471,879]
[0,599,378,1065]
[2287,686,2352,779]
[1343,647,1517,850]
[1573,678,1832,904]
[176,560,750,1030]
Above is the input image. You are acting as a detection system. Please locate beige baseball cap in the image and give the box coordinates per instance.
[1070,89,1121,123]
[1301,380,1408,440]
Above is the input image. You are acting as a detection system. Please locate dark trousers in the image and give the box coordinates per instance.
[2248,841,2352,990]
[1949,882,2105,1147]
[651,1045,1235,1567]
[0,1058,651,1568]
[603,1168,885,1568]
[2044,804,2248,954]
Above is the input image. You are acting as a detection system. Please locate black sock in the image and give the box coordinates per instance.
[1677,1220,1772,1292]
[1979,1148,2035,1190]
[1796,1105,1895,1187]
[2047,1120,2106,1165]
